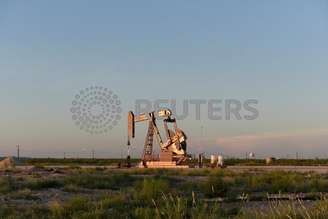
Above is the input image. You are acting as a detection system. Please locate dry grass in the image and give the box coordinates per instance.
[0,168,328,218]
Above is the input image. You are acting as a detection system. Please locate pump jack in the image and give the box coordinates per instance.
[128,109,188,167]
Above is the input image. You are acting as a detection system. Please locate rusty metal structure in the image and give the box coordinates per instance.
[128,109,188,167]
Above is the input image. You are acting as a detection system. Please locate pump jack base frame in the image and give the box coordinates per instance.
[138,161,189,169]
[138,151,189,169]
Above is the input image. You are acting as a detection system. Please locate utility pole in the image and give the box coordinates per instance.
[64,152,66,159]
[200,126,204,147]
[16,145,20,160]
[92,149,95,160]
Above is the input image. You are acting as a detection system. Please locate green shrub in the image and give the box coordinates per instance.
[0,205,16,218]
[150,193,226,219]
[99,193,126,209]
[232,171,328,194]
[26,178,63,190]
[134,207,156,219]
[0,176,16,194]
[50,196,93,218]
[12,189,34,200]
[134,178,170,202]
[64,173,133,190]
[202,176,229,198]
[63,184,81,193]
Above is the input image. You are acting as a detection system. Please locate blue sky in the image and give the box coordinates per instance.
[0,1,327,158]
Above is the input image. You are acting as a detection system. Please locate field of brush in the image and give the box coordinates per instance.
[24,158,328,166]
[2,166,328,218]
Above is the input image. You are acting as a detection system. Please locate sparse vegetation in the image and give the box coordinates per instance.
[1,166,328,218]
[64,172,133,190]
[24,158,328,167]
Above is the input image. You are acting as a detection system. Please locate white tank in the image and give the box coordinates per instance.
[210,155,218,165]
[266,157,275,165]
[217,155,224,167]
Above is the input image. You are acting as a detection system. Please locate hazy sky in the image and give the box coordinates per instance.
[0,1,328,158]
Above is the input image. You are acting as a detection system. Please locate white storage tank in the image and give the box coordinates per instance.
[210,155,218,165]
[266,157,276,165]
[218,155,224,167]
